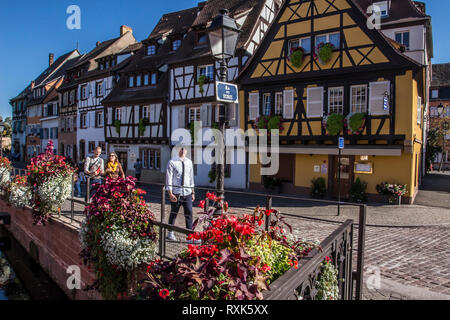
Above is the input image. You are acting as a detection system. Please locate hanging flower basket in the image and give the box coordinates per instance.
[316,42,334,64]
[138,118,149,136]
[8,176,32,208]
[322,114,344,136]
[114,120,121,135]
[289,47,305,69]
[345,112,366,135]
[198,75,208,94]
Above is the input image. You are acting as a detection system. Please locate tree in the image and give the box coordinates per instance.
[426,127,443,172]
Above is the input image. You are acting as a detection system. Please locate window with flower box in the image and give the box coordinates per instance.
[289,37,311,54]
[114,108,122,121]
[350,85,368,113]
[315,33,340,49]
[328,87,344,114]
[198,65,214,82]
[262,93,272,116]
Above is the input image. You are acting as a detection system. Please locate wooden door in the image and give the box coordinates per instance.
[117,152,128,173]
[332,155,354,199]
[276,154,295,183]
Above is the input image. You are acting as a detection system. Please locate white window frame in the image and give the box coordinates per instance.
[143,106,150,120]
[395,31,410,50]
[288,37,311,54]
[275,92,283,116]
[328,87,344,114]
[350,85,368,113]
[373,1,389,17]
[315,33,340,49]
[96,111,104,128]
[189,107,201,123]
[198,65,214,81]
[262,93,271,116]
[306,87,324,118]
[81,113,87,129]
[96,82,103,97]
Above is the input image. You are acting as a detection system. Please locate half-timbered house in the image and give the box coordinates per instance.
[76,26,137,162]
[10,86,30,161]
[58,28,135,162]
[238,0,430,204]
[25,50,80,161]
[103,7,199,181]
[169,0,282,189]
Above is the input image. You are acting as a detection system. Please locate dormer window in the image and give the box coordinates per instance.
[373,1,389,17]
[144,74,149,86]
[99,63,105,70]
[172,39,182,51]
[147,45,156,56]
[197,32,208,46]
[129,76,135,88]
[151,73,157,85]
[136,75,142,87]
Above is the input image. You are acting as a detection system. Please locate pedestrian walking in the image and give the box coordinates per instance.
[134,158,142,182]
[105,152,125,180]
[84,146,105,198]
[165,147,195,241]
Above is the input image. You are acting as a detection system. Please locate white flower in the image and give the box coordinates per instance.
[9,184,32,208]
[37,173,73,212]
[0,167,10,188]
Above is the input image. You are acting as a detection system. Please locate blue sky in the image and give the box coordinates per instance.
[0,0,448,118]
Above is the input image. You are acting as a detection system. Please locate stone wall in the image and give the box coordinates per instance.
[0,199,101,300]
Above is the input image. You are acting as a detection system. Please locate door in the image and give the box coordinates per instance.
[332,155,354,199]
[79,140,86,161]
[276,154,295,183]
[117,152,128,174]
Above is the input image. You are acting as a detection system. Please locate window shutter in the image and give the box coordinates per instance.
[178,107,186,128]
[200,104,209,126]
[102,81,107,96]
[77,86,81,100]
[369,81,390,115]
[249,92,259,120]
[417,96,422,125]
[150,105,156,123]
[283,89,294,119]
[155,104,162,123]
[306,87,324,118]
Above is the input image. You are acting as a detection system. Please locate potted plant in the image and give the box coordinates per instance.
[311,177,327,199]
[376,182,408,205]
[322,114,344,136]
[26,140,75,225]
[7,175,32,208]
[349,178,368,203]
[263,175,282,193]
[198,75,209,94]
[138,118,149,136]
[114,120,121,135]
[316,42,334,64]
[255,115,285,135]
[345,113,366,135]
[80,177,157,300]
[289,47,305,69]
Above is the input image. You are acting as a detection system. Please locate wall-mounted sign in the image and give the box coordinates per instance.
[354,162,373,174]
[216,81,239,103]
[338,137,345,149]
[383,92,389,110]
[314,165,320,173]
[321,163,328,174]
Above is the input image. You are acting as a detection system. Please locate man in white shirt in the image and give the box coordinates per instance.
[166,147,195,240]
[84,146,105,199]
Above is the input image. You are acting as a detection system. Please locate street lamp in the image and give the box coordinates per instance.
[437,104,449,171]
[207,8,241,203]
[0,117,5,158]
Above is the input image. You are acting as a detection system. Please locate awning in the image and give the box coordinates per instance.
[247,145,403,157]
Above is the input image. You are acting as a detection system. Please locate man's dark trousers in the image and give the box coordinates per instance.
[169,194,193,230]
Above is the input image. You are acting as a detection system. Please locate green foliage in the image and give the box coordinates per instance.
[315,258,339,300]
[325,114,344,136]
[311,177,327,199]
[208,168,216,183]
[426,127,443,170]
[290,48,304,68]
[263,176,281,190]
[113,120,121,135]
[198,75,208,94]
[246,237,293,284]
[348,113,366,134]
[257,115,282,131]
[349,178,368,203]
[318,43,334,64]
[138,118,149,136]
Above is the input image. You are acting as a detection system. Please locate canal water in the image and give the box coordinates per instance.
[0,227,68,300]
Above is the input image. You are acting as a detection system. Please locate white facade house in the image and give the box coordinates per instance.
[41,99,60,154]
[168,0,281,189]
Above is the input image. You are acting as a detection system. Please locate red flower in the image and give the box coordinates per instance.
[261,264,271,273]
[159,289,170,299]
[199,200,205,209]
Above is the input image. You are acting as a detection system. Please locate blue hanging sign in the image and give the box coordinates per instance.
[383,92,389,110]
[216,81,239,104]
[338,137,345,149]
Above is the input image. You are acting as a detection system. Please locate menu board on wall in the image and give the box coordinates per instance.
[354,162,373,174]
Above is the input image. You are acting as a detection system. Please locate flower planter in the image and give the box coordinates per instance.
[388,195,401,205]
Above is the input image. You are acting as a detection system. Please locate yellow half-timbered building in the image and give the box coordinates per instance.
[238,0,428,203]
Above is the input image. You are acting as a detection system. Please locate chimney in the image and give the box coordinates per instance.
[96,41,101,47]
[31,81,35,89]
[120,25,133,36]
[49,53,54,66]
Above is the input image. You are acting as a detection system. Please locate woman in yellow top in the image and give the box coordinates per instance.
[105,152,125,180]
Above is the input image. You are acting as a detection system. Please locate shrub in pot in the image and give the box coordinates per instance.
[311,177,327,199]
[349,178,368,203]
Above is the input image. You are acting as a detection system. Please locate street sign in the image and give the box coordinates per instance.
[383,92,389,110]
[338,137,345,149]
[216,81,239,103]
